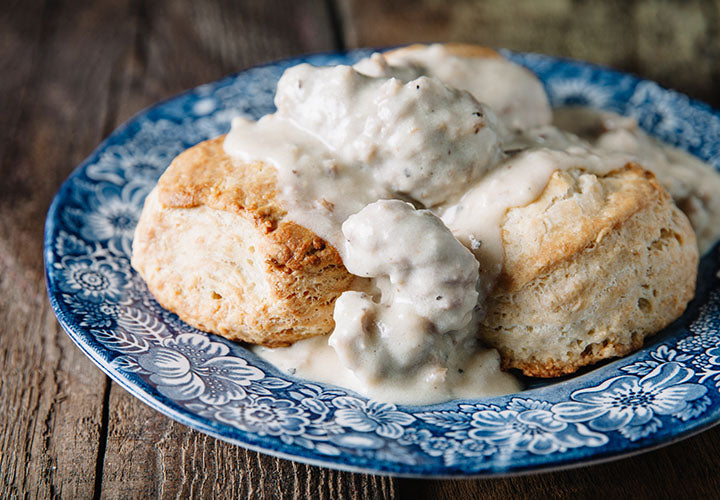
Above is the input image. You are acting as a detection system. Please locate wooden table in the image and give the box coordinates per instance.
[3,0,720,498]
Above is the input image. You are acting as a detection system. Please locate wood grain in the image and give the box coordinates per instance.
[112,0,339,126]
[0,0,136,498]
[338,0,720,108]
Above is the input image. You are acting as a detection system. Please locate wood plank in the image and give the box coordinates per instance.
[113,0,339,125]
[338,0,720,107]
[98,1,396,498]
[0,0,137,498]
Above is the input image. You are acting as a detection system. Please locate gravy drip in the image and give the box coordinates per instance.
[225,63,502,255]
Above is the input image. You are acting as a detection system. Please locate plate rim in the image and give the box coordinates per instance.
[44,46,720,477]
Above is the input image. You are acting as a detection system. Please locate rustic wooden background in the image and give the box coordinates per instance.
[2,0,720,498]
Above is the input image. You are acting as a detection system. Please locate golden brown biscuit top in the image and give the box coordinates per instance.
[158,135,285,231]
[500,163,673,292]
[157,136,341,272]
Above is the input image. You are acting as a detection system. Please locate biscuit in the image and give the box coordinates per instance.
[131,136,354,346]
[480,164,698,377]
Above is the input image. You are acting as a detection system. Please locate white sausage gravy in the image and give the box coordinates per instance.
[224,44,720,404]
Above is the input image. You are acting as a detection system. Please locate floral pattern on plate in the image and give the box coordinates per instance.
[45,49,720,476]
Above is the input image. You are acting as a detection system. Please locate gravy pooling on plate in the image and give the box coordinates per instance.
[221,44,717,404]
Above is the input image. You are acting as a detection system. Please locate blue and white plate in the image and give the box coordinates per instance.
[44,49,720,476]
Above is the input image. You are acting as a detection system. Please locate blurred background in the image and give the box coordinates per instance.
[7,0,715,133]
